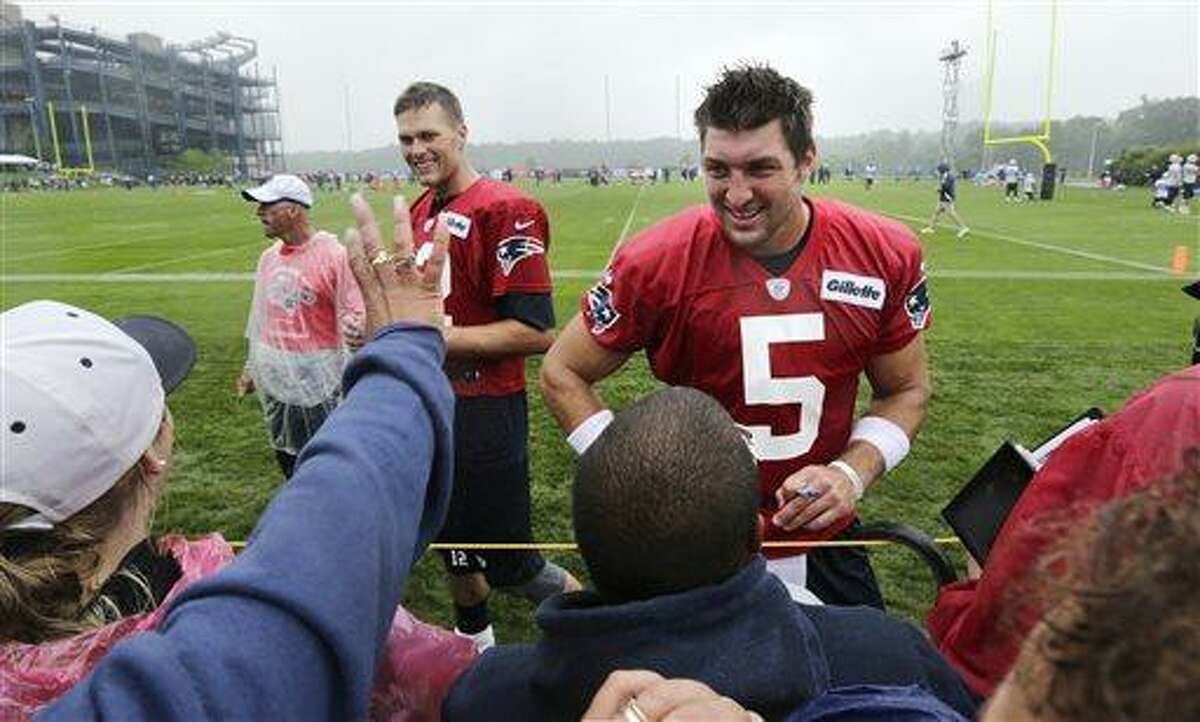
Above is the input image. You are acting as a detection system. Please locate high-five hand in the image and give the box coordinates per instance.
[345,193,449,335]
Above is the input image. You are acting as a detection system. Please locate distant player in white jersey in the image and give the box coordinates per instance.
[1180,154,1198,214]
[1153,175,1170,209]
[1164,154,1183,211]
[1022,170,1037,202]
[864,162,877,191]
[1003,160,1020,202]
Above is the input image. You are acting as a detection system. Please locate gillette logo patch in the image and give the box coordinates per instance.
[820,270,885,310]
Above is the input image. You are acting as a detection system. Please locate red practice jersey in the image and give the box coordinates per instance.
[581,198,930,547]
[411,178,553,397]
[928,365,1200,697]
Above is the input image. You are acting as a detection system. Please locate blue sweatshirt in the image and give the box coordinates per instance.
[443,557,977,722]
[39,324,454,722]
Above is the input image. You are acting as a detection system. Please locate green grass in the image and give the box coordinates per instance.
[2,178,1197,638]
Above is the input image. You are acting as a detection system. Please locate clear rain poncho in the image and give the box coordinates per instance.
[244,231,365,454]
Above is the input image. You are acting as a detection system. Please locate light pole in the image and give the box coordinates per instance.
[1087,120,1106,179]
[23,96,42,161]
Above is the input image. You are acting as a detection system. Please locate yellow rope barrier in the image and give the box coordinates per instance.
[227,537,964,552]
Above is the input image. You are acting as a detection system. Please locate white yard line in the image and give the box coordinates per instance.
[4,234,172,262]
[884,211,1175,275]
[1,272,253,283]
[917,270,1177,281]
[616,185,647,244]
[1,269,1184,284]
[104,244,248,274]
[601,184,649,268]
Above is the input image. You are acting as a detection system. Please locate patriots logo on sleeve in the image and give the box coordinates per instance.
[586,271,621,335]
[496,236,545,276]
[905,277,931,330]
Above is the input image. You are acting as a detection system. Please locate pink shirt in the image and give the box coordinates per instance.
[246,232,365,405]
[248,231,364,353]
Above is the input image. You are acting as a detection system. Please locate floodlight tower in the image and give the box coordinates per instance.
[938,40,968,170]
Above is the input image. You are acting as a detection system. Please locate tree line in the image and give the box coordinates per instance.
[286,96,1197,182]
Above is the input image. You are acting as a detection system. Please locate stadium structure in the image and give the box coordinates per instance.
[0,3,283,176]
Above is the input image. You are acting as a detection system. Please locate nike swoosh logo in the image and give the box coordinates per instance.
[515,219,535,231]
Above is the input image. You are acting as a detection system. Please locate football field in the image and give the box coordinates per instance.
[2,178,1196,635]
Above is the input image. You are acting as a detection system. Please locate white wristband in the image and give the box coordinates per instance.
[567,409,614,455]
[828,460,865,501]
[849,415,911,472]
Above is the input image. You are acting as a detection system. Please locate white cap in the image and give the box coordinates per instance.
[1169,154,1182,163]
[1,301,195,531]
[1189,154,1198,162]
[241,174,313,208]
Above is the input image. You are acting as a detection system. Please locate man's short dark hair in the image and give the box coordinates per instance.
[573,387,760,602]
[392,82,464,124]
[693,63,815,165]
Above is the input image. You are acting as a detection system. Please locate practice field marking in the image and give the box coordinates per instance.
[884,211,1176,274]
[105,244,250,273]
[2,272,254,283]
[616,185,647,245]
[3,234,173,262]
[1,270,1183,284]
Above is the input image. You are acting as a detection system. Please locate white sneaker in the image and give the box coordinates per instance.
[455,624,496,653]
[920,226,935,234]
[957,227,970,238]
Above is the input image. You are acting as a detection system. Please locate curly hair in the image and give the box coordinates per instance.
[693,62,815,164]
[1016,450,1200,721]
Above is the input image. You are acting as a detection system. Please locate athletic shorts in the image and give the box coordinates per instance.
[438,392,545,587]
[1005,182,1019,195]
[1165,186,1180,204]
[806,518,885,610]
[1182,182,1195,200]
[938,193,955,205]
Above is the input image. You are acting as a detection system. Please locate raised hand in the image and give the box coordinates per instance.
[345,193,449,336]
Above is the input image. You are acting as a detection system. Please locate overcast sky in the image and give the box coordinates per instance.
[22,1,1198,152]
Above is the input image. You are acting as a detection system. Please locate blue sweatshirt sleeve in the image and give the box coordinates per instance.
[38,323,454,722]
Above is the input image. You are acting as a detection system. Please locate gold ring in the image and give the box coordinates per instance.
[621,699,650,722]
[371,250,394,266]
[393,254,417,269]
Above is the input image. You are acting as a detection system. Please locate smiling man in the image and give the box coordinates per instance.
[392,82,580,650]
[540,64,932,608]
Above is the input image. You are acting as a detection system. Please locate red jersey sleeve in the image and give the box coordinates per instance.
[486,197,552,297]
[875,229,931,355]
[579,227,677,354]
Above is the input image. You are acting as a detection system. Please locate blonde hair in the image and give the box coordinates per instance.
[0,417,171,644]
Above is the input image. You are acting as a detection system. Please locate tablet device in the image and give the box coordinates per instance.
[942,408,1104,564]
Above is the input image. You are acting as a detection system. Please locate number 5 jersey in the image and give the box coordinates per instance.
[581,198,930,544]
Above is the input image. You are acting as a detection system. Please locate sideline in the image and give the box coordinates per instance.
[3,234,171,262]
[0,269,1182,284]
[105,244,248,274]
[616,184,647,245]
[884,210,1175,275]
